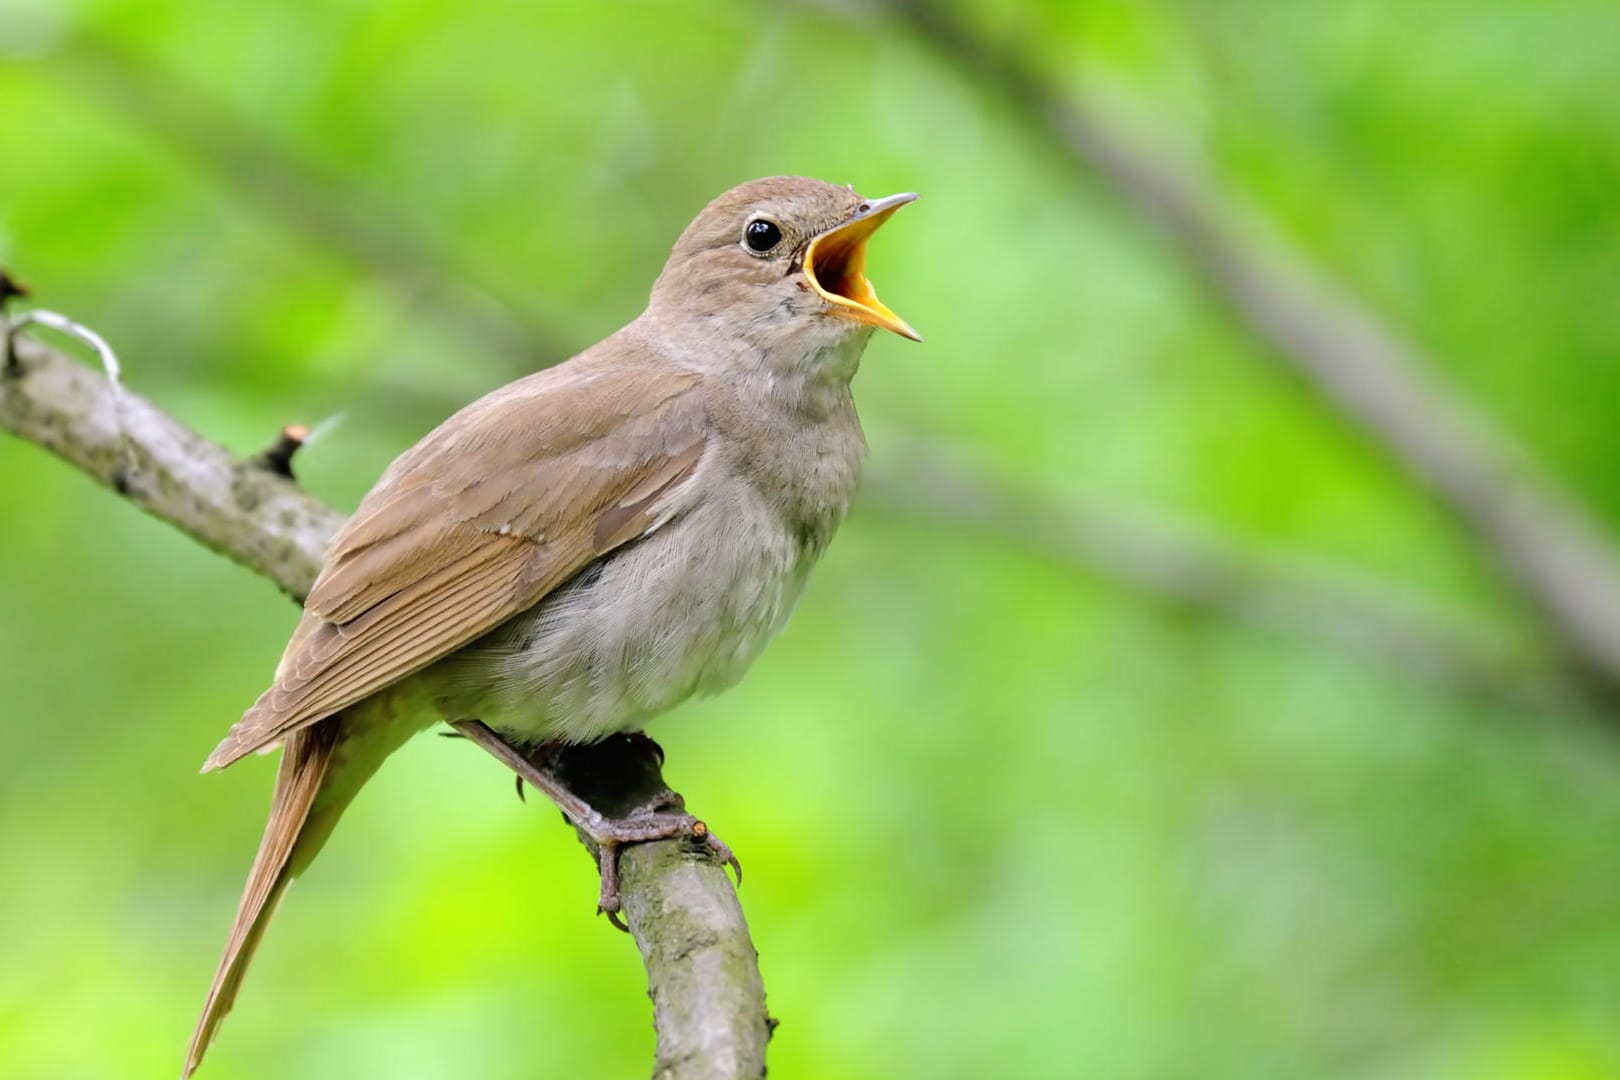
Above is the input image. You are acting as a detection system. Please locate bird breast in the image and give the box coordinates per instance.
[426,465,830,745]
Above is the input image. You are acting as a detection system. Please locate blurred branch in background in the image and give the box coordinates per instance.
[840,0,1620,704]
[868,443,1567,709]
[34,31,1592,716]
[54,35,570,367]
[0,318,769,1080]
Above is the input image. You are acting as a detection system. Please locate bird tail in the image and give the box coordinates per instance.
[183,719,343,1078]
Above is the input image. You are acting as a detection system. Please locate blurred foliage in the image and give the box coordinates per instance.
[4,1,1620,1078]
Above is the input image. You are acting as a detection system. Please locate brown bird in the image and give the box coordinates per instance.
[183,176,918,1075]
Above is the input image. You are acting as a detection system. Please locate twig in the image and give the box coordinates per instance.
[1,320,340,599]
[851,0,1620,700]
[247,423,310,479]
[0,269,30,309]
[5,307,122,381]
[0,318,769,1080]
[5,307,133,475]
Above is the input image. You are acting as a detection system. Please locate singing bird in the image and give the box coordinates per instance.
[184,176,919,1075]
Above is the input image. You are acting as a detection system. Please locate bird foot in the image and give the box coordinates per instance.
[448,720,740,931]
[585,808,741,930]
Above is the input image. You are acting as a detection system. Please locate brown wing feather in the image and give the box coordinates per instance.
[230,541,543,753]
[203,349,706,772]
[594,440,705,550]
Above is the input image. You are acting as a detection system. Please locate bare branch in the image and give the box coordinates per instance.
[0,319,769,1080]
[847,0,1620,699]
[1,319,338,600]
[247,423,312,480]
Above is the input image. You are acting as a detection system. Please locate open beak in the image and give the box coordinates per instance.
[804,192,921,342]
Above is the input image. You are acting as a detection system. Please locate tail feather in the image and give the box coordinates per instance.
[183,720,341,1078]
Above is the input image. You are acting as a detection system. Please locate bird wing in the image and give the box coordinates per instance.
[203,354,707,771]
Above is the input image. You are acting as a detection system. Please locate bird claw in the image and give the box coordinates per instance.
[446,721,739,931]
[697,825,742,887]
[587,811,741,931]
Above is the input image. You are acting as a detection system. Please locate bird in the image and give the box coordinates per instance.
[183,175,919,1076]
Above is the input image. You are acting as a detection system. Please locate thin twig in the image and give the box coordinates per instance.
[6,306,134,481]
[0,319,769,1080]
[244,415,344,480]
[247,423,311,479]
[0,269,30,309]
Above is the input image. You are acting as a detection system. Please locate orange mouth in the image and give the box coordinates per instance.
[804,192,921,341]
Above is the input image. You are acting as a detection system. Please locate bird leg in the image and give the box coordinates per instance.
[450,719,740,928]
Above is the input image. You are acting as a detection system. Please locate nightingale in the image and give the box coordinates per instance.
[183,175,919,1076]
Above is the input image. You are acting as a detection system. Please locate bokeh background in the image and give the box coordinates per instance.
[4,1,1620,1077]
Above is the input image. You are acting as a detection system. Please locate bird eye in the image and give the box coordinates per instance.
[743,219,782,254]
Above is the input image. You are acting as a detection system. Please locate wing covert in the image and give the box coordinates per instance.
[203,354,706,771]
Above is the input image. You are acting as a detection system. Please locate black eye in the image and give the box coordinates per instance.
[744,219,782,253]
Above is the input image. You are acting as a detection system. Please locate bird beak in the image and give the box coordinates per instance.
[803,192,922,342]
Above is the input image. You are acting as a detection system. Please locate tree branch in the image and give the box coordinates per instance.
[0,319,770,1080]
[848,0,1620,699]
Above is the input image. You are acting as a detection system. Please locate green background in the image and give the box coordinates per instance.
[4,1,1620,1077]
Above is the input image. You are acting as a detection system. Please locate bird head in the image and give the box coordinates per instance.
[648,176,920,356]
